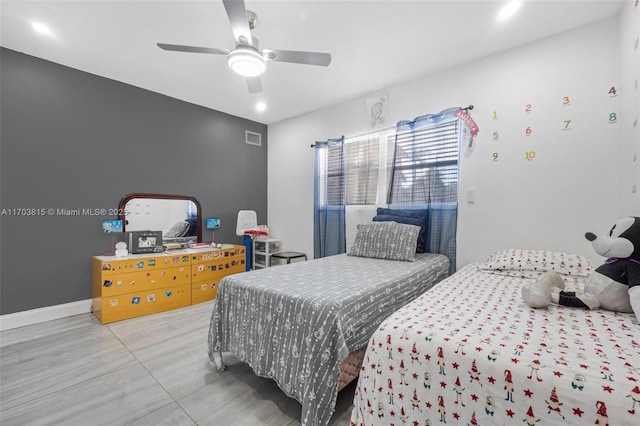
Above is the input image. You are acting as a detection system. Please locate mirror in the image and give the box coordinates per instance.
[118,193,202,243]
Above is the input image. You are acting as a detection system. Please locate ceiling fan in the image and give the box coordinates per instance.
[157,0,332,94]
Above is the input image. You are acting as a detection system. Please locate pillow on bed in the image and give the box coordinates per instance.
[349,221,420,262]
[165,220,190,238]
[478,249,593,278]
[376,208,428,253]
[373,215,427,254]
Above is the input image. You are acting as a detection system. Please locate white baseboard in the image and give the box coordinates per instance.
[0,299,93,331]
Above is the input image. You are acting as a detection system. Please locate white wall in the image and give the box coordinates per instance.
[618,0,640,214]
[268,12,636,270]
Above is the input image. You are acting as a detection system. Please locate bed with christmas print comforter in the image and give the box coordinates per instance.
[350,249,640,426]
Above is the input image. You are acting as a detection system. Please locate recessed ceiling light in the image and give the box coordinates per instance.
[256,102,267,112]
[498,1,521,21]
[31,21,53,36]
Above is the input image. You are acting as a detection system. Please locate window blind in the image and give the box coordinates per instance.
[345,134,379,205]
[325,142,344,206]
[388,119,459,204]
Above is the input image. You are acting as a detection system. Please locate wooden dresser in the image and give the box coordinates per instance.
[92,245,245,324]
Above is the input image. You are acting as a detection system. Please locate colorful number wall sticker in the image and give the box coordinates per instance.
[608,85,618,125]
[485,75,631,166]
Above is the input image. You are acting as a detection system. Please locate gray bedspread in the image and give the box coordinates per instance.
[207,252,449,426]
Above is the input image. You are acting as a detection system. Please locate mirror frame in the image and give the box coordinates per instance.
[118,193,202,243]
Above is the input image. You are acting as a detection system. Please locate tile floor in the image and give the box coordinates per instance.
[0,301,355,425]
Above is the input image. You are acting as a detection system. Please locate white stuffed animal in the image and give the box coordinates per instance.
[114,241,128,257]
[522,217,640,323]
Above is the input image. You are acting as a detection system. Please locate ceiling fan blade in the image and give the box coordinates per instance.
[246,76,263,93]
[262,49,331,67]
[222,0,253,45]
[157,43,230,55]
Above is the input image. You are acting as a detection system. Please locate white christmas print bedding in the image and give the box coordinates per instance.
[350,262,640,425]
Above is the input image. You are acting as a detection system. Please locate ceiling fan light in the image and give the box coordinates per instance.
[227,47,266,77]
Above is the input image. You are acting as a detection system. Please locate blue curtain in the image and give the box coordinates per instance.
[389,107,474,273]
[313,137,346,258]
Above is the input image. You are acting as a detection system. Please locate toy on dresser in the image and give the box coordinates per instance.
[114,241,128,257]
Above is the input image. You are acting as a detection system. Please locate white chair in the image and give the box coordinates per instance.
[236,210,258,236]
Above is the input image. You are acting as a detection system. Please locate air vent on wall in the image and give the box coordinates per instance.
[245,130,262,146]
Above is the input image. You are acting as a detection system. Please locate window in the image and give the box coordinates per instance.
[314,137,346,258]
[388,119,459,204]
[344,134,379,205]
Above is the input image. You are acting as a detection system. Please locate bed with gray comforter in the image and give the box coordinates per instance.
[207,251,449,426]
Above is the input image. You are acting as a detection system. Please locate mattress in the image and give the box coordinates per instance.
[350,260,640,425]
[208,252,450,426]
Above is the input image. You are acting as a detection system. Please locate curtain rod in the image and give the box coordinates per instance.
[310,105,474,148]
[310,125,395,148]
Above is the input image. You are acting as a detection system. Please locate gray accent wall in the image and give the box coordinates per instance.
[0,48,268,315]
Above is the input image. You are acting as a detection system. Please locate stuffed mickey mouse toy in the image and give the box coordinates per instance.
[522,217,640,323]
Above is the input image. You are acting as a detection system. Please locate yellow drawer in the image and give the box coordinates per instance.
[98,265,190,297]
[191,263,245,304]
[225,262,246,277]
[191,279,220,304]
[191,258,245,282]
[190,247,246,263]
[98,254,191,276]
[190,250,226,263]
[93,283,191,324]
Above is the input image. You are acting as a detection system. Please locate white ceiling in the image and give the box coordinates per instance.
[0,0,624,125]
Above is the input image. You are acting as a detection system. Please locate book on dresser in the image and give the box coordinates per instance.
[92,244,245,324]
